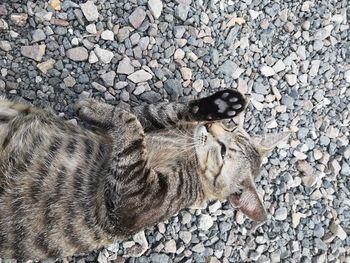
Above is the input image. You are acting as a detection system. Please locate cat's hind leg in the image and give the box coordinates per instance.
[0,97,34,123]
[75,98,116,128]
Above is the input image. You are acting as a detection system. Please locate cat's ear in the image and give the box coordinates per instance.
[229,179,267,221]
[252,131,291,156]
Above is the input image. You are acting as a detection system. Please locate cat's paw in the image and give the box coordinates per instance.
[75,99,97,119]
[189,89,246,121]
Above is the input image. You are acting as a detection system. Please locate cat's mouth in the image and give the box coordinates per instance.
[195,124,210,145]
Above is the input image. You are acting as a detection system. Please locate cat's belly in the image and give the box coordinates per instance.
[0,115,112,261]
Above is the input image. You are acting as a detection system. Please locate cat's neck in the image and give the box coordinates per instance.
[145,129,197,170]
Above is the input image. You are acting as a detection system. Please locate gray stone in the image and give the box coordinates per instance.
[0,41,11,51]
[192,79,203,92]
[35,10,52,22]
[273,60,286,73]
[309,60,321,78]
[114,81,128,90]
[284,21,294,32]
[133,46,142,59]
[133,84,149,95]
[31,29,46,43]
[63,76,76,87]
[175,4,190,21]
[313,225,325,238]
[198,214,214,231]
[341,161,350,176]
[344,70,350,83]
[181,211,192,224]
[209,78,220,89]
[164,79,182,100]
[140,91,162,103]
[100,71,116,87]
[285,74,297,86]
[179,231,192,244]
[127,70,152,83]
[180,67,192,80]
[218,60,238,76]
[117,27,130,42]
[130,33,141,45]
[101,30,114,41]
[80,1,99,22]
[129,7,146,29]
[164,46,175,58]
[78,74,89,84]
[192,243,205,253]
[117,57,134,75]
[86,24,97,34]
[330,221,347,240]
[0,4,8,16]
[10,13,28,26]
[148,0,163,19]
[232,67,244,79]
[296,45,307,60]
[0,19,8,30]
[314,25,333,40]
[92,82,107,92]
[94,46,114,63]
[139,37,149,50]
[219,222,231,233]
[164,240,176,253]
[66,47,88,61]
[260,66,275,77]
[225,26,239,47]
[21,44,46,62]
[253,82,270,95]
[174,26,186,38]
[149,254,170,263]
[88,51,98,63]
[120,90,130,102]
[211,49,219,65]
[37,59,55,74]
[274,207,288,220]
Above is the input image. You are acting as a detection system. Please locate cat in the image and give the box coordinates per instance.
[0,89,289,261]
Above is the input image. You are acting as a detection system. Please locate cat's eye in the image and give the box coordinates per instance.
[219,141,226,158]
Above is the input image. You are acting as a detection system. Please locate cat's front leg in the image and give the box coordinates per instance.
[188,89,247,121]
[132,89,246,132]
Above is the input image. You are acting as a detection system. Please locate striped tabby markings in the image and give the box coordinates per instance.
[30,137,62,202]
[7,133,44,259]
[63,137,96,253]
[12,192,29,261]
[82,140,108,241]
[32,136,65,256]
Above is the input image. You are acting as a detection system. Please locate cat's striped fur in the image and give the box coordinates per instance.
[0,90,289,261]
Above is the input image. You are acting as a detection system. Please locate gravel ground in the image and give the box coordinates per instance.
[0,0,350,262]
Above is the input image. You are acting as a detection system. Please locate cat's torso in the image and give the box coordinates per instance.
[0,110,114,259]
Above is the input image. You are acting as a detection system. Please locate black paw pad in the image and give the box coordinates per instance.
[189,89,246,121]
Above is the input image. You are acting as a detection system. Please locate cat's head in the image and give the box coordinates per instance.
[194,122,290,221]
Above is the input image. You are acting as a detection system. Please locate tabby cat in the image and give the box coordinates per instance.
[0,89,289,261]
